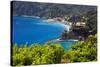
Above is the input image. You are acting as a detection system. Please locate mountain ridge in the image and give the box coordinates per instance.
[12,1,97,18]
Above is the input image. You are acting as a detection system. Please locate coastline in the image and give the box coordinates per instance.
[13,15,80,42]
[13,15,70,25]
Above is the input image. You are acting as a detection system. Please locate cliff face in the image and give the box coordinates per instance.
[12,1,97,18]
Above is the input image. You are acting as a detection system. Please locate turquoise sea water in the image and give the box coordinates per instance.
[12,16,75,49]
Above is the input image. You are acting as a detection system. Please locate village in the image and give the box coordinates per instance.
[45,16,89,41]
[46,15,86,30]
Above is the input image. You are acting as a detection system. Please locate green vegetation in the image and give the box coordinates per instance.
[12,43,64,66]
[62,34,97,63]
[12,34,97,66]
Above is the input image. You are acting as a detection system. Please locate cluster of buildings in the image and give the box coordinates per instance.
[47,16,86,29]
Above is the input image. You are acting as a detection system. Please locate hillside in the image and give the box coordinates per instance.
[12,1,97,18]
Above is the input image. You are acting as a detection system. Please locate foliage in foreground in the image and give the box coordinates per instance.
[62,34,97,63]
[12,35,97,66]
[12,43,64,66]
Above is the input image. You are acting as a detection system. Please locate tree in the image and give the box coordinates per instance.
[63,34,97,62]
[12,43,64,66]
[61,30,68,40]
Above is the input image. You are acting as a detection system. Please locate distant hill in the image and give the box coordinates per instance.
[12,1,97,18]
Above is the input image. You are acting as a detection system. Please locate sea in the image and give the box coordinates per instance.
[12,16,75,49]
